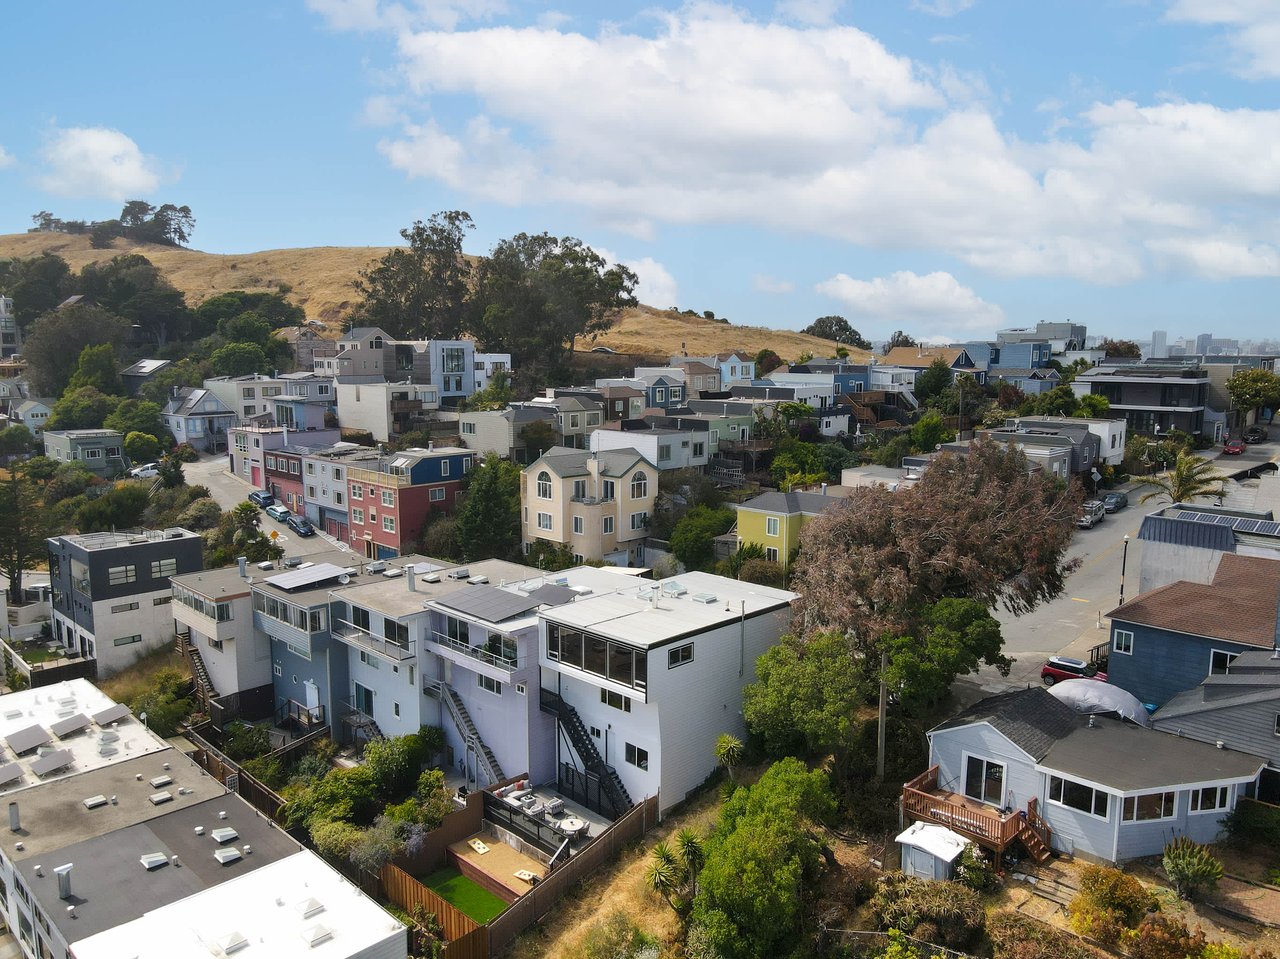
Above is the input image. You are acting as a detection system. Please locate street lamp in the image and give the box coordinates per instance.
[1118,534,1130,606]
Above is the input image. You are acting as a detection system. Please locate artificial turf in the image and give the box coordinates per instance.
[422,866,508,924]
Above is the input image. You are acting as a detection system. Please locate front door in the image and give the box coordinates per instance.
[364,538,376,560]
[251,465,262,486]
[303,680,319,710]
[354,682,373,716]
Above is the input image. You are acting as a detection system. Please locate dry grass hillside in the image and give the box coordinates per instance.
[0,231,866,363]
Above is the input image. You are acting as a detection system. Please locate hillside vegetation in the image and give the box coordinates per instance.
[0,232,865,362]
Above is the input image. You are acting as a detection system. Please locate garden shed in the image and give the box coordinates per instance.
[897,821,968,880]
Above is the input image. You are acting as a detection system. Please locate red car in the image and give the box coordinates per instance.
[1041,656,1107,685]
[1224,439,1246,455]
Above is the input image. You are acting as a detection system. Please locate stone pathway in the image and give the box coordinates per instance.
[1213,877,1280,928]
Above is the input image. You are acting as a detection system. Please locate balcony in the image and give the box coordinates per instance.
[427,631,519,672]
[570,495,615,505]
[277,699,327,734]
[332,620,415,661]
[901,766,1050,861]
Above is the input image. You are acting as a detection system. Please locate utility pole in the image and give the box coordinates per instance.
[876,649,888,781]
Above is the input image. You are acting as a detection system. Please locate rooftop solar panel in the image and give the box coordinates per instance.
[0,762,21,786]
[263,562,351,591]
[51,713,90,738]
[29,748,72,777]
[5,724,51,755]
[1236,519,1261,533]
[91,703,129,726]
[434,584,544,623]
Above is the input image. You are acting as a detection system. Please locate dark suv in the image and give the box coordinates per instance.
[247,490,274,508]
[1041,655,1107,685]
[287,515,316,536]
[1244,426,1268,444]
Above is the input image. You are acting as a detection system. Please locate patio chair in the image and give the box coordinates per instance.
[545,797,565,817]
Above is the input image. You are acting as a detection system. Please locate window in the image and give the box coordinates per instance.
[537,512,553,530]
[590,725,601,738]
[244,387,257,399]
[108,565,137,586]
[384,619,409,648]
[358,649,380,669]
[307,485,316,498]
[573,479,587,499]
[630,471,648,499]
[1049,775,1110,818]
[601,688,631,711]
[573,516,584,535]
[1123,792,1176,822]
[964,756,1005,806]
[668,643,694,668]
[515,682,526,695]
[333,468,343,481]
[625,743,649,770]
[1211,649,1239,675]
[536,471,552,499]
[766,516,780,537]
[352,485,363,500]
[765,546,779,562]
[630,512,647,531]
[208,636,224,652]
[153,596,171,606]
[602,480,615,501]
[393,702,400,718]
[290,461,300,474]
[306,462,316,475]
[85,448,104,459]
[273,663,282,676]
[352,508,364,524]
[381,490,394,507]
[430,487,445,501]
[693,442,705,457]
[655,388,666,403]
[111,601,139,613]
[1190,786,1229,813]
[383,515,396,532]
[1113,629,1133,655]
[265,455,277,469]
[150,558,178,578]
[1276,713,1280,737]
[603,516,614,534]
[444,346,466,374]
[334,491,344,506]
[477,674,502,695]
[113,634,142,647]
[462,421,476,435]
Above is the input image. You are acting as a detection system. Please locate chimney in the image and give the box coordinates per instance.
[237,556,248,579]
[8,802,18,832]
[55,863,72,900]
[407,567,416,592]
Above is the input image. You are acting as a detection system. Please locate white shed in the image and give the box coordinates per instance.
[896,821,969,880]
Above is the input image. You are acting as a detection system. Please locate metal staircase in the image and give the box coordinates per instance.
[435,682,505,786]
[178,633,219,706]
[540,689,633,817]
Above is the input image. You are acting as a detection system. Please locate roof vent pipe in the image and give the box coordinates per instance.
[8,802,18,832]
[237,556,248,579]
[407,567,416,592]
[55,863,72,900]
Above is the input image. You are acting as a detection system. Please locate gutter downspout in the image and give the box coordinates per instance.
[739,600,746,678]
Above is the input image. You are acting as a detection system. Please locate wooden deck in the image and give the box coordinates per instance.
[449,834,546,900]
[901,766,1030,856]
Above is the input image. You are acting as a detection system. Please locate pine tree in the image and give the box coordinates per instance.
[454,455,521,562]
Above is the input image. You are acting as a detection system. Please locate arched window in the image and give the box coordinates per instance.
[371,336,384,350]
[536,471,553,499]
[630,471,648,499]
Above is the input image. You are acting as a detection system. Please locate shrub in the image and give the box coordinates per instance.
[291,752,332,786]
[870,875,985,949]
[1069,903,1125,947]
[580,910,659,959]
[363,730,435,801]
[171,442,199,463]
[954,843,997,892]
[988,913,1100,959]
[1162,837,1223,900]
[222,721,272,761]
[286,764,380,831]
[1074,865,1155,926]
[1223,799,1280,848]
[311,819,363,860]
[243,755,286,790]
[127,667,193,737]
[1126,914,1206,959]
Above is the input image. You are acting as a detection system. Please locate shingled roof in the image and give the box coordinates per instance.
[931,687,1078,761]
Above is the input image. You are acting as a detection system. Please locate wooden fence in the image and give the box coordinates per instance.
[185,725,290,822]
[486,793,660,955]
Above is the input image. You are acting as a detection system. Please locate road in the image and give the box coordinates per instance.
[184,455,351,559]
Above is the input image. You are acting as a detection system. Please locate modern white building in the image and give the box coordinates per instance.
[473,352,512,392]
[203,372,334,423]
[335,380,441,443]
[589,423,713,471]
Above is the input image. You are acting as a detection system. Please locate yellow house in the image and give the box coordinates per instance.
[521,446,659,567]
[735,490,844,570]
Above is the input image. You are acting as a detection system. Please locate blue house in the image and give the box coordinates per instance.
[1105,553,1280,708]
[989,367,1061,395]
[963,340,1053,371]
[162,387,237,453]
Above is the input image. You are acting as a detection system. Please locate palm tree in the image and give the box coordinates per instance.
[1136,452,1225,505]
[645,833,704,920]
[644,841,681,913]
[715,732,744,783]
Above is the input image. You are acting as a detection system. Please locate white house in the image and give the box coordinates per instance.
[336,380,441,443]
[473,352,513,391]
[589,422,713,471]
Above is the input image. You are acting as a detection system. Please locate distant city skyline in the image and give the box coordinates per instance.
[2,1,1279,343]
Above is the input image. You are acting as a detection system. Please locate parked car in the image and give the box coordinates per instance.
[129,462,160,478]
[590,346,618,354]
[286,515,316,536]
[1223,438,1246,455]
[1041,655,1107,686]
[265,504,290,522]
[1243,426,1268,444]
[1077,500,1106,528]
[247,490,274,508]
[1100,491,1128,513]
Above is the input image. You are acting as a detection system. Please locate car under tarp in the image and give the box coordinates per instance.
[1049,680,1152,727]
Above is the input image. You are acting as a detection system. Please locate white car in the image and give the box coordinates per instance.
[129,462,160,478]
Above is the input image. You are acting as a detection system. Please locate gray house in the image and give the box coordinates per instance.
[906,687,1265,864]
[42,429,128,477]
[162,387,237,453]
[458,405,559,464]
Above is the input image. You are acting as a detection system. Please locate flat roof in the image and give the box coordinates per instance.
[540,571,796,648]
[171,564,255,600]
[71,851,406,959]
[17,793,300,943]
[335,558,548,618]
[54,528,199,551]
[0,681,168,796]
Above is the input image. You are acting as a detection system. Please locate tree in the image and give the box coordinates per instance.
[1075,393,1111,418]
[1226,368,1280,422]
[220,311,273,347]
[914,358,952,406]
[791,439,1080,672]
[670,505,735,571]
[48,387,124,431]
[353,211,475,340]
[66,344,125,396]
[715,733,744,784]
[883,331,916,354]
[210,342,269,377]
[0,466,51,604]
[194,290,304,335]
[21,304,132,395]
[0,252,74,330]
[883,599,1010,710]
[526,539,576,571]
[520,419,559,460]
[76,483,151,532]
[1162,837,1222,900]
[801,315,871,350]
[138,359,206,405]
[1097,338,1141,359]
[910,410,954,452]
[156,456,185,489]
[124,432,163,463]
[645,830,705,919]
[104,399,166,440]
[453,455,521,561]
[754,349,784,375]
[464,369,512,411]
[737,558,785,587]
[0,425,36,457]
[1135,452,1224,505]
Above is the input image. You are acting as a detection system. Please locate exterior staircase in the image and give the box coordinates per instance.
[179,634,219,706]
[540,689,633,817]
[1018,798,1053,863]
[441,684,505,785]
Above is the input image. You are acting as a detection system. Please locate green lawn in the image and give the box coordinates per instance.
[422,867,508,924]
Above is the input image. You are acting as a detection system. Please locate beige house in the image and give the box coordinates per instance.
[521,446,658,567]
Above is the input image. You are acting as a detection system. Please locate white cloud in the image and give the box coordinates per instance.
[37,127,162,201]
[308,0,507,31]
[360,94,407,126]
[753,274,795,294]
[1166,1,1280,79]
[775,0,842,26]
[912,0,975,17]
[0,146,14,169]
[1147,235,1280,279]
[816,270,1004,337]
[334,3,1280,285]
[596,249,680,310]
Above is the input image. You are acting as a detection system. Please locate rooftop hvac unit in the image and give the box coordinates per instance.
[446,568,471,580]
[382,567,405,578]
[367,561,387,573]
[283,556,303,568]
[257,560,274,570]
[468,575,489,585]
[139,852,169,871]
[423,573,441,583]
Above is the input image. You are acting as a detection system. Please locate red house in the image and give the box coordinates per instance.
[265,446,307,514]
[346,445,474,559]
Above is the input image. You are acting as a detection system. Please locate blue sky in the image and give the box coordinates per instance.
[3,1,1278,345]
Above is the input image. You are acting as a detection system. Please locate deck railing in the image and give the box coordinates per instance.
[901,765,1023,847]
